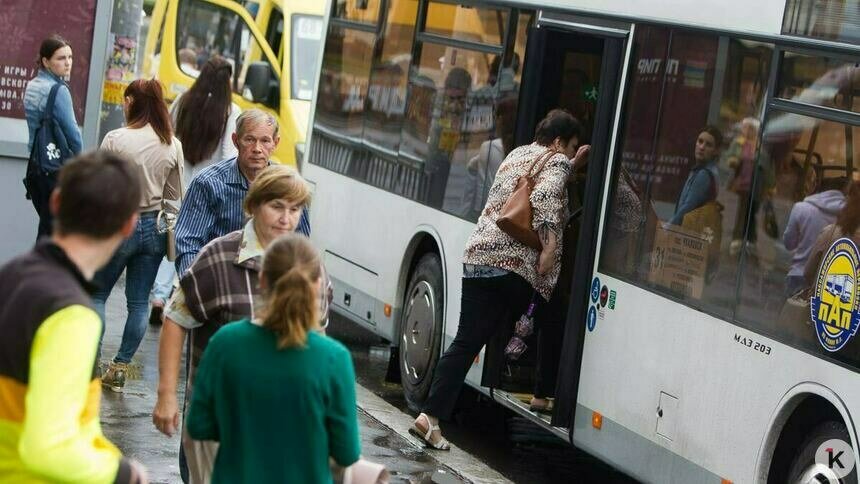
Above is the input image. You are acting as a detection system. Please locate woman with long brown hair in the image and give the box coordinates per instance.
[94,78,184,392]
[172,55,240,182]
[149,56,242,321]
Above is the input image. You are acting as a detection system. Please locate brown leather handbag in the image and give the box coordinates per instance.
[496,149,558,250]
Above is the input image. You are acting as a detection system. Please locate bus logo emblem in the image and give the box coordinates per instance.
[811,238,860,352]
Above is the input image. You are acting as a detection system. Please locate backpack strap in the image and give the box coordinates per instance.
[42,82,64,124]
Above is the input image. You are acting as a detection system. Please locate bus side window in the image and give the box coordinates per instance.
[599,25,773,319]
[363,0,419,154]
[314,26,376,140]
[397,5,527,221]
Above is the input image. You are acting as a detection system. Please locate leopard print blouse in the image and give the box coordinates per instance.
[463,143,571,300]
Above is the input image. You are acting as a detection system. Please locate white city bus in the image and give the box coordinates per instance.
[303,0,860,481]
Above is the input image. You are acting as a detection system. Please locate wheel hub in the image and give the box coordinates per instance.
[401,281,436,386]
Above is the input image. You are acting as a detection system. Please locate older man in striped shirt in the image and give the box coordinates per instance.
[160,109,310,483]
[173,109,310,276]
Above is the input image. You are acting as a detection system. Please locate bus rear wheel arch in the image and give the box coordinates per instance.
[399,252,444,412]
[767,394,857,484]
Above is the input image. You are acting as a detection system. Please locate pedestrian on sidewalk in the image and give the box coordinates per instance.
[0,151,147,483]
[185,233,358,483]
[149,55,242,324]
[92,79,184,393]
[172,109,310,278]
[153,165,328,483]
[24,35,83,239]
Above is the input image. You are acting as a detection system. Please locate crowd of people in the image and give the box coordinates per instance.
[0,35,361,484]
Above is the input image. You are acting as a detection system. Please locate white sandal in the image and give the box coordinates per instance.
[409,413,450,451]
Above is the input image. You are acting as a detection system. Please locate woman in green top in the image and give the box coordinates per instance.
[186,234,361,483]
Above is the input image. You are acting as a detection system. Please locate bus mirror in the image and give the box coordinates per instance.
[245,62,273,104]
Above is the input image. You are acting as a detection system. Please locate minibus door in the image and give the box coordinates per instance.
[514,21,627,434]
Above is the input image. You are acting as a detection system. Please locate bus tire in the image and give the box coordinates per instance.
[787,420,857,484]
[399,253,444,412]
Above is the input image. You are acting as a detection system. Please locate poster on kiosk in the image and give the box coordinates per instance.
[0,0,99,157]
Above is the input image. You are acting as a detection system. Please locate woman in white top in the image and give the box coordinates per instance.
[150,56,241,314]
[94,79,184,392]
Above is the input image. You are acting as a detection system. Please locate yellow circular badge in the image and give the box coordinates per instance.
[811,238,860,352]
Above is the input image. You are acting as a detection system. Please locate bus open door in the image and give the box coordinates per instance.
[507,17,628,437]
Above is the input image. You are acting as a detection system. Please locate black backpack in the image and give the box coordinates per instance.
[24,82,73,199]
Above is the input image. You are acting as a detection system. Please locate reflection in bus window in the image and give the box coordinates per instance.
[314,26,375,140]
[424,3,508,46]
[599,25,773,318]
[737,111,859,365]
[783,0,860,44]
[401,43,499,217]
[778,51,860,114]
[176,0,273,99]
[469,12,532,215]
[334,0,381,24]
[309,9,531,218]
[363,0,419,153]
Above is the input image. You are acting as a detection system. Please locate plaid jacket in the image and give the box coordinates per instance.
[181,227,259,372]
[167,220,332,374]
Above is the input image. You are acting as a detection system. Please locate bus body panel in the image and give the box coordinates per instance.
[304,162,478,352]
[575,273,860,482]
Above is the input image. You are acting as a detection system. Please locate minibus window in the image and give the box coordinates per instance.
[291,15,324,100]
[266,8,285,64]
[176,0,276,103]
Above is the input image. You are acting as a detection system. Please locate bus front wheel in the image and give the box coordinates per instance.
[788,420,857,484]
[399,253,444,412]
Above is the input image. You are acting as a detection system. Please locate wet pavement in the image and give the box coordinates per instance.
[98,275,471,483]
[327,315,639,484]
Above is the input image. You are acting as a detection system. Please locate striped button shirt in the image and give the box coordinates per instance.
[174,157,311,275]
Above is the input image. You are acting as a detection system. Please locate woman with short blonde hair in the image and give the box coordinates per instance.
[153,164,325,483]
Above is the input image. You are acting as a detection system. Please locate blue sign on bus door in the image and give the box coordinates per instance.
[591,277,601,304]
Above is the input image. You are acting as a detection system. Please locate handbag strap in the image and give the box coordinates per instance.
[527,148,558,179]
